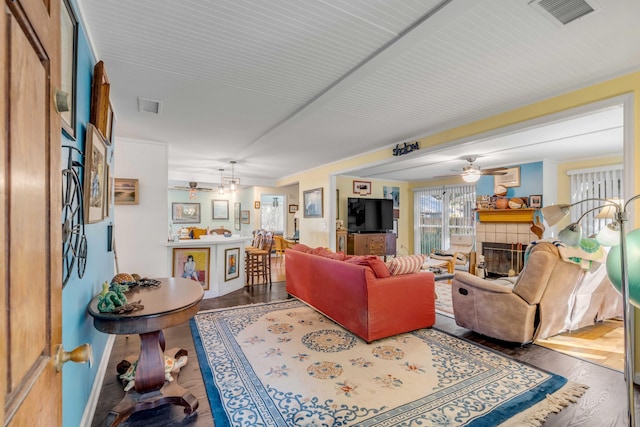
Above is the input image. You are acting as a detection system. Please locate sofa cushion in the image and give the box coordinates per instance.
[291,243,314,253]
[310,247,346,260]
[386,254,427,275]
[345,255,390,278]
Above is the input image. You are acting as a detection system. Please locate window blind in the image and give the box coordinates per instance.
[568,165,623,237]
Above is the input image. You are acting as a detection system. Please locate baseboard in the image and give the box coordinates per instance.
[80,334,115,427]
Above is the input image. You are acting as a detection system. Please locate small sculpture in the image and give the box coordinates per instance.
[97,281,128,313]
[118,349,189,392]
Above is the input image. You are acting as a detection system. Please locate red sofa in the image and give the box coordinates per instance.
[285,247,436,342]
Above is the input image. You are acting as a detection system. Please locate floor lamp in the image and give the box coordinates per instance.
[542,197,638,426]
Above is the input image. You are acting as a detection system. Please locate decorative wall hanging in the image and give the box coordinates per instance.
[172,202,201,224]
[114,178,139,205]
[83,124,107,224]
[60,0,78,139]
[212,199,229,220]
[90,60,111,141]
[303,187,323,218]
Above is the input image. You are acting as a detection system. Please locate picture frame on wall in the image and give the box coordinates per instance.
[241,210,250,224]
[212,199,229,220]
[90,60,111,140]
[172,202,200,224]
[103,164,111,218]
[114,178,139,205]
[60,0,78,139]
[529,195,542,208]
[494,166,521,188]
[234,202,241,230]
[353,180,371,194]
[224,247,240,281]
[303,187,323,218]
[288,204,298,213]
[83,124,107,224]
[254,201,260,209]
[172,247,210,290]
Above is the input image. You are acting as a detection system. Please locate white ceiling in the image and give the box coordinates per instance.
[77,0,637,187]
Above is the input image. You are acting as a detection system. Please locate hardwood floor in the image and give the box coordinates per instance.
[91,259,638,426]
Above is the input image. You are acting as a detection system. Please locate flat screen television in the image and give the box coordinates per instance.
[347,197,393,233]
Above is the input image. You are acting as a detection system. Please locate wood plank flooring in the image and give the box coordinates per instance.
[91,258,638,426]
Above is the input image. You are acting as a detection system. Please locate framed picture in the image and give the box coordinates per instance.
[103,164,111,218]
[224,247,240,282]
[234,202,241,230]
[254,201,261,209]
[303,187,323,218]
[494,166,521,188]
[172,202,200,224]
[353,180,371,194]
[105,101,115,145]
[114,178,139,205]
[212,199,229,220]
[60,0,78,139]
[529,195,542,208]
[172,247,210,290]
[241,210,250,224]
[83,124,107,224]
[90,60,111,140]
[289,204,298,213]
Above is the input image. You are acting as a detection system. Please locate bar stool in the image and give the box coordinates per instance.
[245,231,273,286]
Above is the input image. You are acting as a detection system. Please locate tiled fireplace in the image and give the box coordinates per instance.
[476,222,539,277]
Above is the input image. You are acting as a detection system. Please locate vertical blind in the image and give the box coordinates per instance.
[413,183,475,255]
[568,165,623,237]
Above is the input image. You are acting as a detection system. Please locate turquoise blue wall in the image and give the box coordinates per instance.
[61,2,114,425]
[475,161,543,201]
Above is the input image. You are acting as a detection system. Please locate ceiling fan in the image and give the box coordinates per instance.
[170,181,214,199]
[437,156,508,183]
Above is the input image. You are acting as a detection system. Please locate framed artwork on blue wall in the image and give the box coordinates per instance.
[60,0,78,139]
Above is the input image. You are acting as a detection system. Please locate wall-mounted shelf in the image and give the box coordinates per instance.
[476,208,536,223]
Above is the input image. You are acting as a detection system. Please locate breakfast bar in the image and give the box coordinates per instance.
[166,234,252,298]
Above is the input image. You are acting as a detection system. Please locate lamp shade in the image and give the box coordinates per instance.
[558,223,582,247]
[596,222,621,247]
[595,198,623,219]
[606,227,640,307]
[540,204,571,226]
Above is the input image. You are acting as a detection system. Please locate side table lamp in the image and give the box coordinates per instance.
[542,196,639,427]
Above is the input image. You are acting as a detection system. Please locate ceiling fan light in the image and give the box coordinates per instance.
[462,171,481,183]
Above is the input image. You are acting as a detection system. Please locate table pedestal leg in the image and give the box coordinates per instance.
[104,347,198,427]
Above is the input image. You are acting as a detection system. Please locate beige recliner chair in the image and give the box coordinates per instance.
[451,241,618,344]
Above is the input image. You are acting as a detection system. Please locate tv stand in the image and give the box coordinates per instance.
[347,232,396,257]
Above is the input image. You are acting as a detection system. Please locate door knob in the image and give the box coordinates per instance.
[54,343,93,372]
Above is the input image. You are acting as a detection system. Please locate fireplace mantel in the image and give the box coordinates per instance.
[477,208,535,223]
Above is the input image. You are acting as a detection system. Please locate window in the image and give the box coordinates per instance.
[568,165,623,237]
[260,195,284,233]
[414,184,476,255]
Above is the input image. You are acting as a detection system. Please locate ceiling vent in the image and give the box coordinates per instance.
[137,97,163,114]
[529,0,600,26]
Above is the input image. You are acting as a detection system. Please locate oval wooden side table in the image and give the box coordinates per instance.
[88,277,204,426]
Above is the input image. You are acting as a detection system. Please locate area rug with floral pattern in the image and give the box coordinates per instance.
[190,299,586,426]
[435,281,454,318]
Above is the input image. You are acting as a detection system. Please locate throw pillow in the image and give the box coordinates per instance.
[387,254,427,275]
[345,255,390,278]
[310,247,346,261]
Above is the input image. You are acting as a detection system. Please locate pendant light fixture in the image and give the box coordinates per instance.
[229,161,237,192]
[218,168,225,195]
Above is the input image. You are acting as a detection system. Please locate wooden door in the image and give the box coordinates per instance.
[1,0,63,425]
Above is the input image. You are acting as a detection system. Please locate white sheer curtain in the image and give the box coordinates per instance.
[413,184,475,255]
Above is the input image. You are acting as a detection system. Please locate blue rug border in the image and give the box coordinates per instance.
[189,317,231,427]
[190,299,574,427]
